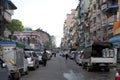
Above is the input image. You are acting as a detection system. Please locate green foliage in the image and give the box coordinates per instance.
[9,35,17,40]
[16,42,25,48]
[5,19,24,34]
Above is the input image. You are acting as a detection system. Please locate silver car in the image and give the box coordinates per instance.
[35,52,43,64]
[24,50,39,70]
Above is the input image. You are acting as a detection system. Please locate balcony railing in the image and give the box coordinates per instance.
[4,11,11,23]
[102,4,118,13]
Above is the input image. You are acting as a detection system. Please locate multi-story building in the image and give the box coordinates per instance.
[63,9,78,49]
[36,28,52,49]
[51,35,56,48]
[63,13,73,48]
[89,0,103,43]
[62,0,120,51]
[101,0,118,42]
[107,0,120,48]
[14,29,41,49]
[14,28,52,49]
[77,0,118,47]
[77,0,85,49]
[76,0,90,50]
[0,0,17,38]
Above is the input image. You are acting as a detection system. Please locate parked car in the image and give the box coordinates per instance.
[75,51,84,66]
[69,51,78,60]
[24,50,39,70]
[0,57,11,80]
[35,52,43,64]
[46,50,52,60]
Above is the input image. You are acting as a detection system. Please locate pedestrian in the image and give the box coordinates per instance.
[53,52,56,57]
[42,49,48,66]
[65,53,68,60]
[51,52,56,58]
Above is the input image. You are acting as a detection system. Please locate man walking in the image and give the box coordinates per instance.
[42,49,48,66]
[65,53,68,60]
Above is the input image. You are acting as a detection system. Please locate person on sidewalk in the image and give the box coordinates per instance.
[42,49,48,66]
[65,53,68,60]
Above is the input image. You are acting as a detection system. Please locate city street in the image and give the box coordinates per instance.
[22,54,117,80]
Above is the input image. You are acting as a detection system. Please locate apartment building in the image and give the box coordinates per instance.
[0,0,17,38]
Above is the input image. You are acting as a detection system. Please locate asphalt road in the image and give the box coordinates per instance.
[21,54,117,80]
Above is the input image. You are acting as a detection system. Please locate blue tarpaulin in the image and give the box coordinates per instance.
[109,35,120,43]
[0,41,16,44]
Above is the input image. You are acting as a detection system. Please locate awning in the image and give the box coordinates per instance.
[102,4,118,13]
[109,35,120,43]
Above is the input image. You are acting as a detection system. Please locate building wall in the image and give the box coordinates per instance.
[14,31,41,47]
[0,0,17,38]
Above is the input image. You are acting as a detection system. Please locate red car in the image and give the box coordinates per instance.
[115,71,120,80]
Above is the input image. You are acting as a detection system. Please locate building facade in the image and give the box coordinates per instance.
[14,30,41,49]
[62,0,120,50]
[0,0,17,38]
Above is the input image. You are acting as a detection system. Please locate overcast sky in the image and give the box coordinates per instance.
[11,0,79,47]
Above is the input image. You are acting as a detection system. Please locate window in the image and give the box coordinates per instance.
[93,17,96,24]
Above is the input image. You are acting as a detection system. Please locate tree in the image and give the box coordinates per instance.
[5,19,24,34]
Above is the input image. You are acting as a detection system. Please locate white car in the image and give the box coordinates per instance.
[75,51,84,65]
[35,52,43,64]
[24,50,39,70]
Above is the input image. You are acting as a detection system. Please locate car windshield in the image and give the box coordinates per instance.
[36,53,42,56]
[25,53,32,58]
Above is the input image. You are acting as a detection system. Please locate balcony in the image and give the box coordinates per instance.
[3,10,13,23]
[102,4,118,13]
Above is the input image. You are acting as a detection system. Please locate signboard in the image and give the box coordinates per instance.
[113,21,120,35]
